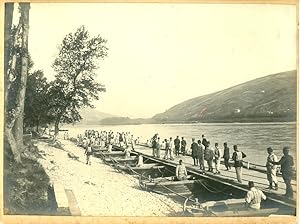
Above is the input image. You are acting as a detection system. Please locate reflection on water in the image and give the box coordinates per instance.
[65,122,296,166]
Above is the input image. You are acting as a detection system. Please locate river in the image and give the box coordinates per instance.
[64,122,296,166]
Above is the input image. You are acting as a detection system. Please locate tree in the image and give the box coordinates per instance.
[50,26,108,136]
[5,3,31,163]
[24,70,54,132]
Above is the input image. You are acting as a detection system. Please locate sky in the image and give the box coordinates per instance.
[26,3,296,118]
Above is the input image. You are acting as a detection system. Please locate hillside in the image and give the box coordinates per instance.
[78,108,117,125]
[153,70,297,123]
[100,117,153,125]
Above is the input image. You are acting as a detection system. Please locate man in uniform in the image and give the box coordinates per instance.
[245,181,267,210]
[271,146,294,198]
[191,138,198,166]
[232,145,246,183]
[265,147,278,190]
[223,142,231,170]
[181,137,187,156]
[176,160,188,181]
[174,136,181,157]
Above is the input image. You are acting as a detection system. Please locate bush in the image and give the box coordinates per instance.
[4,147,52,215]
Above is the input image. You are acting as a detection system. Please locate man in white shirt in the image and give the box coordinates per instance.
[176,160,187,180]
[266,147,278,190]
[245,181,267,210]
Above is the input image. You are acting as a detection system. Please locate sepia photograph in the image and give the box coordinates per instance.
[2,1,297,222]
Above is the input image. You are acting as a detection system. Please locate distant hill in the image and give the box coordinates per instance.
[78,108,117,125]
[100,117,153,125]
[153,70,297,123]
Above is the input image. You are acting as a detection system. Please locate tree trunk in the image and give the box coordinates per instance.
[54,118,60,139]
[36,120,39,133]
[5,128,21,163]
[4,3,14,96]
[13,3,31,153]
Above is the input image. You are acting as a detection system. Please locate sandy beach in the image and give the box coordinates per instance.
[37,139,182,216]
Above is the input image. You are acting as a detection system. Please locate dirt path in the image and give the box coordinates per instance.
[37,139,182,216]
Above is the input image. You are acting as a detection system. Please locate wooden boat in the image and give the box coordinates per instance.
[183,198,280,217]
[114,163,166,175]
[103,156,137,165]
[101,151,126,157]
[137,143,296,179]
[139,175,206,197]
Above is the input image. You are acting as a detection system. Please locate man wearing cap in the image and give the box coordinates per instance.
[271,146,294,198]
[265,147,278,190]
[245,181,267,210]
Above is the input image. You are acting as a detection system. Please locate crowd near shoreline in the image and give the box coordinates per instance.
[72,129,295,202]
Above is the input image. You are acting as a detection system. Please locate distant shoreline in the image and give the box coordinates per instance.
[64,120,296,127]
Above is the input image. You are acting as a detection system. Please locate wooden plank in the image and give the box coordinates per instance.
[128,145,296,209]
[53,183,70,215]
[65,189,81,216]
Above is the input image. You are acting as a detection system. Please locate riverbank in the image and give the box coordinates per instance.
[36,139,182,216]
[4,142,51,215]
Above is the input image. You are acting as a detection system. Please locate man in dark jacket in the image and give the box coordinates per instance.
[191,138,198,166]
[202,134,208,148]
[181,137,187,156]
[223,142,231,170]
[174,136,180,157]
[271,146,294,198]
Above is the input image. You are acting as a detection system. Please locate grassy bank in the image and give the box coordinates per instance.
[4,141,55,215]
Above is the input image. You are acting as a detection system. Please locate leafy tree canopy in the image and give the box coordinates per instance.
[49,25,108,132]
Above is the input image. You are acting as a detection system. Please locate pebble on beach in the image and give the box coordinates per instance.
[37,140,182,216]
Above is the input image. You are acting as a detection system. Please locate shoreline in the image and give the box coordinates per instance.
[64,121,296,127]
[36,139,183,216]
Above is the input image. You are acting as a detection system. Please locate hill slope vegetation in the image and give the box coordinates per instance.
[153,70,297,123]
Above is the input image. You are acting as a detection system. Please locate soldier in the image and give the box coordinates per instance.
[176,160,188,181]
[191,138,198,166]
[265,147,278,190]
[271,147,294,198]
[232,145,246,183]
[245,181,267,210]
[214,143,221,174]
[204,141,214,172]
[223,142,231,170]
[181,137,187,156]
[174,136,180,156]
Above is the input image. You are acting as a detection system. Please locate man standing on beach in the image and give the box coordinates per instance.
[232,145,246,183]
[270,146,294,198]
[265,147,278,190]
[174,136,180,157]
[84,143,93,165]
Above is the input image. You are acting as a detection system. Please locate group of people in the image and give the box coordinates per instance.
[175,159,267,210]
[77,130,137,150]
[163,134,294,198]
[76,129,295,200]
[150,133,241,176]
[77,129,138,165]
